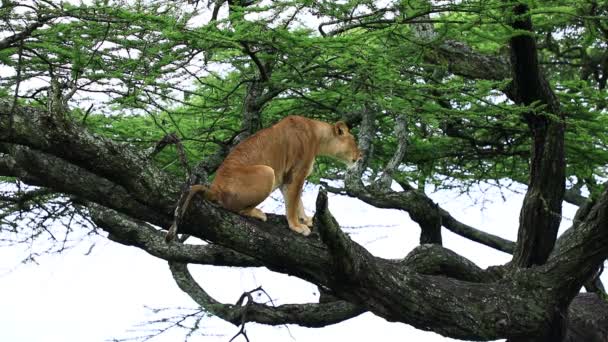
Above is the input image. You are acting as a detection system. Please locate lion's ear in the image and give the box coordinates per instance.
[334,121,349,136]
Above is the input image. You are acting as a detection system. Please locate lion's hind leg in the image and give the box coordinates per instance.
[219,164,275,221]
[239,207,268,221]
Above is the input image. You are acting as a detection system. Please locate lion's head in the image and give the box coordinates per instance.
[324,121,362,167]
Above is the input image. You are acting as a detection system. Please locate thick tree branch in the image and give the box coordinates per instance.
[173,187,608,340]
[2,97,607,338]
[0,143,169,226]
[547,185,608,298]
[403,244,501,283]
[0,150,43,185]
[0,100,180,212]
[508,3,566,268]
[566,293,608,342]
[429,40,511,82]
[89,204,261,268]
[315,189,368,282]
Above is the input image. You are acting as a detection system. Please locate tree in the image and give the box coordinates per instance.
[1,0,608,341]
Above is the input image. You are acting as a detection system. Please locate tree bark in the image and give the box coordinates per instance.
[171,188,608,340]
[508,3,565,269]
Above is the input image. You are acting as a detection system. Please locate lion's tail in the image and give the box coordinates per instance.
[165,184,211,242]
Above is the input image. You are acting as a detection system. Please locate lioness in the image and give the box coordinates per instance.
[166,115,361,240]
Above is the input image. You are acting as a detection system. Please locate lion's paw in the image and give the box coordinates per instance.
[290,224,311,236]
[301,215,313,227]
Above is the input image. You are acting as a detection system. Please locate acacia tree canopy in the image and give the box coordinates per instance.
[1,0,608,341]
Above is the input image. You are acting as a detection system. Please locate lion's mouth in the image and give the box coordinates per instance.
[346,154,362,168]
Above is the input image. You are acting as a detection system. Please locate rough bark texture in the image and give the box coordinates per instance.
[173,188,608,340]
[508,3,566,269]
[565,293,608,342]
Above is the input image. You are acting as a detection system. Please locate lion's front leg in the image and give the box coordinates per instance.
[285,185,312,226]
[297,199,313,227]
[281,181,311,236]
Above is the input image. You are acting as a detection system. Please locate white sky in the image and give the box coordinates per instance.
[1,182,603,342]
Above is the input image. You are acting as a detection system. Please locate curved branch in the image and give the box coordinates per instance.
[169,262,365,328]
[324,180,516,254]
[403,244,502,283]
[439,207,516,254]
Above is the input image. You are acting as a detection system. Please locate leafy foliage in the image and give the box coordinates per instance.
[1,0,607,189]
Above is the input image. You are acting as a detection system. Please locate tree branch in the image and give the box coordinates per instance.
[439,207,516,254]
[429,40,511,82]
[169,261,365,328]
[508,2,566,268]
[0,143,169,226]
[323,181,515,254]
[0,15,56,50]
[566,293,608,342]
[173,188,608,340]
[3,97,607,338]
[0,101,180,213]
[344,105,442,245]
[240,41,269,82]
[564,181,591,207]
[315,189,368,282]
[403,244,502,283]
[89,203,261,268]
[547,185,608,298]
[376,113,408,190]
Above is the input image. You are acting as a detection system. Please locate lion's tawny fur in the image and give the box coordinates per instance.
[166,115,361,241]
